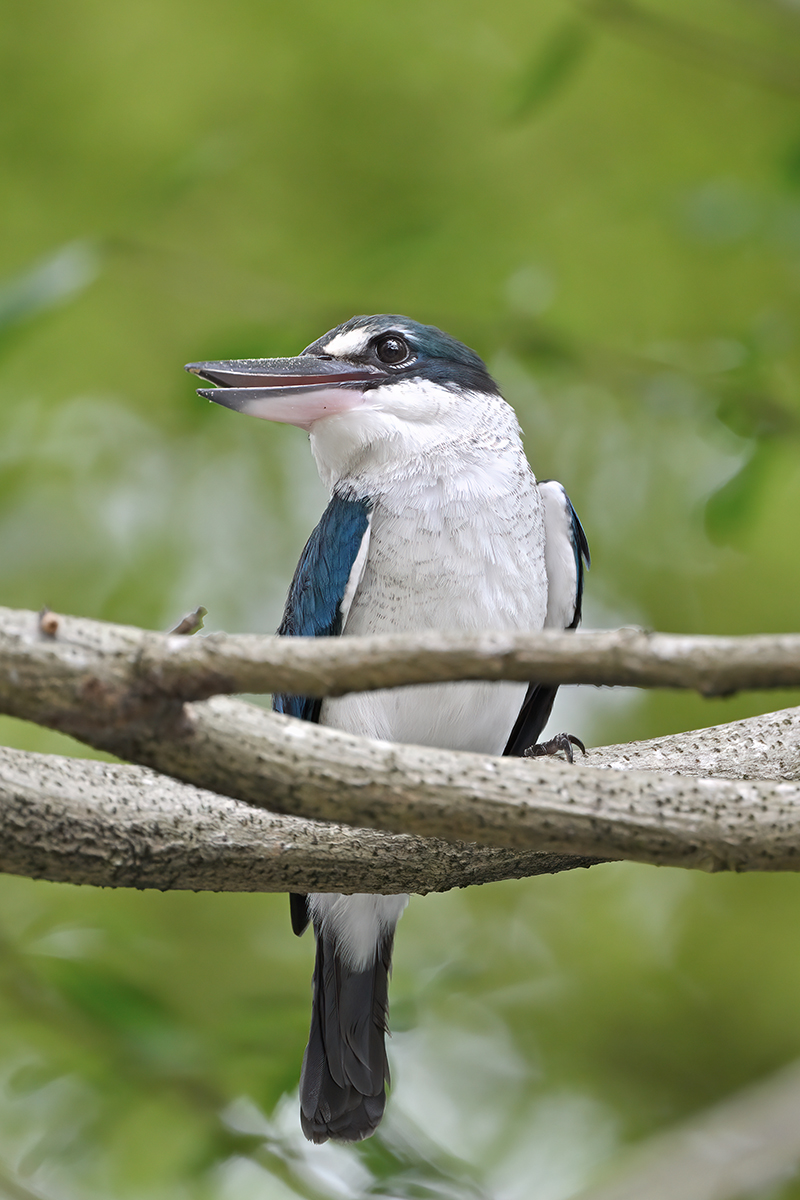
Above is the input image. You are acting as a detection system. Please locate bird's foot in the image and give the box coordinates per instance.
[523,733,586,764]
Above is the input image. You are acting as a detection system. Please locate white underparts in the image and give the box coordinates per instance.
[302,378,574,975]
[309,893,409,970]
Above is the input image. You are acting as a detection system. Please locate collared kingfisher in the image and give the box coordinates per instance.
[186,315,589,1145]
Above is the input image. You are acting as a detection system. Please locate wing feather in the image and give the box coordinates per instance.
[273,492,373,934]
[503,481,589,757]
[273,493,372,721]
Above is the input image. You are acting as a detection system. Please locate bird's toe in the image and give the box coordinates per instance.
[523,732,586,763]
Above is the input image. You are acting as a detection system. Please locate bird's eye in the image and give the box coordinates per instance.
[375,334,410,365]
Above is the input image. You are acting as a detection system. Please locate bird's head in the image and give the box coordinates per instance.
[186,315,510,485]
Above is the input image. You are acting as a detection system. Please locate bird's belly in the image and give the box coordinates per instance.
[321,480,547,753]
[321,679,526,755]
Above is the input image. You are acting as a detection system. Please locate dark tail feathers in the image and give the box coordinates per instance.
[299,930,394,1143]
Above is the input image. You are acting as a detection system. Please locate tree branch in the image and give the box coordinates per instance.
[4,605,800,708]
[2,706,799,893]
[88,699,800,873]
[0,745,598,893]
[588,707,800,781]
[4,603,800,884]
[575,1056,800,1200]
[1,700,800,888]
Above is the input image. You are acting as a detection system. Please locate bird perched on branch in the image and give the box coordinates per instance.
[186,315,589,1145]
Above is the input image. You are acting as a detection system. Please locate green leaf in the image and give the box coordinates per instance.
[510,21,592,120]
[704,439,772,543]
[0,241,100,335]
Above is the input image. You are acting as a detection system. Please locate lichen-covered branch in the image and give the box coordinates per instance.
[3,606,800,713]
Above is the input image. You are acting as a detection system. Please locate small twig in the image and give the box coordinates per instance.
[169,606,208,636]
[37,606,59,638]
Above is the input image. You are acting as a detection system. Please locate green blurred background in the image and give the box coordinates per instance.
[2,0,800,1196]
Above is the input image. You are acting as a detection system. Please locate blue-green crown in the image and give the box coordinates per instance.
[304,315,500,396]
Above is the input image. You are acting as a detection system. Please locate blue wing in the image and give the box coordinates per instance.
[503,484,589,757]
[274,492,372,937]
[273,492,373,723]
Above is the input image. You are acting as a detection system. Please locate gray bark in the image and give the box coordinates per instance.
[2,603,800,888]
[0,744,596,893]
[89,698,800,873]
[4,605,800,705]
[1,705,799,890]
[589,707,800,781]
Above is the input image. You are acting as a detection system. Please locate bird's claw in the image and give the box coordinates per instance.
[523,732,586,764]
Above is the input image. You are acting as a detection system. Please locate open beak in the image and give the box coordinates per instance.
[185,355,387,431]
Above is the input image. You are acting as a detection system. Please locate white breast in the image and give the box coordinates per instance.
[321,434,548,755]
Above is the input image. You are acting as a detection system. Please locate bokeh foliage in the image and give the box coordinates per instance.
[1,0,800,1195]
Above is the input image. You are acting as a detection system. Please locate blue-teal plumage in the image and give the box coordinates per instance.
[273,492,372,723]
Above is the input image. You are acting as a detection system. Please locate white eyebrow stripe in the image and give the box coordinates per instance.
[322,328,374,357]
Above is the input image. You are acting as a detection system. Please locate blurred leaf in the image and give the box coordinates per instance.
[6,1061,63,1098]
[509,21,592,120]
[0,242,99,336]
[704,438,772,543]
[583,0,800,96]
[715,387,798,441]
[780,131,800,191]
[677,179,760,246]
[41,959,178,1041]
[0,1161,50,1200]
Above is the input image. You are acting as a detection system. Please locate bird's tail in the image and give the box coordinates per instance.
[299,926,394,1143]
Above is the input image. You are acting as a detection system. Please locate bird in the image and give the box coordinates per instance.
[186,314,589,1145]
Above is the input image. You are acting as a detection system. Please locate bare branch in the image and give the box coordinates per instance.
[0,745,598,893]
[168,605,208,636]
[2,707,800,893]
[589,708,800,781]
[2,607,800,718]
[9,659,800,876]
[575,1057,800,1200]
[126,698,800,873]
[4,602,800,881]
